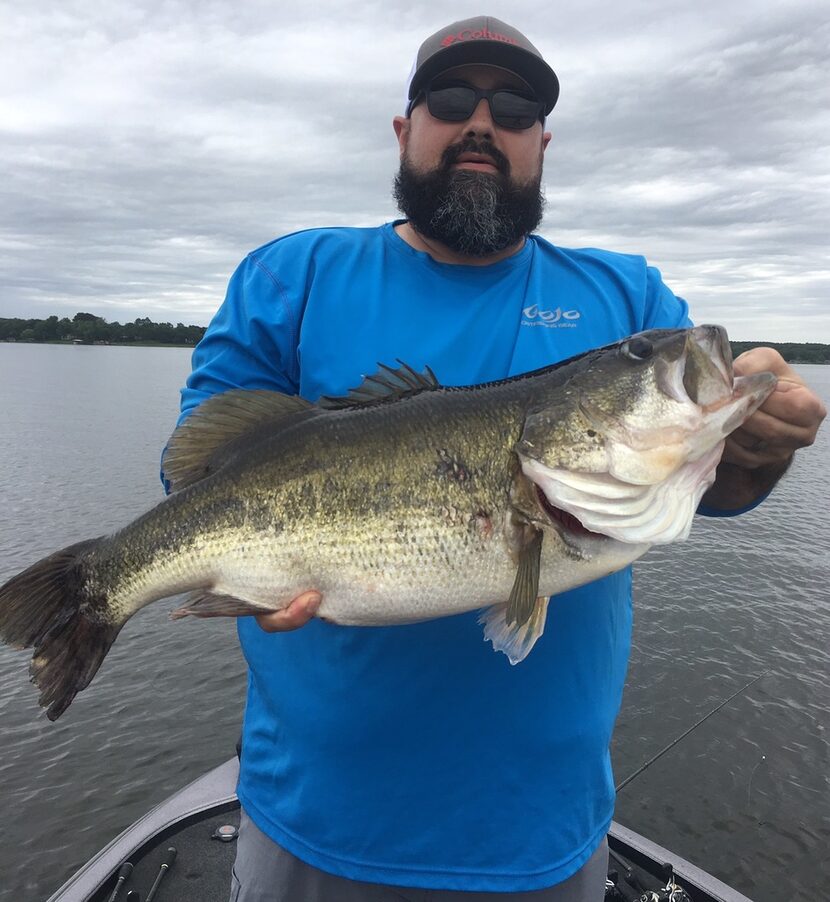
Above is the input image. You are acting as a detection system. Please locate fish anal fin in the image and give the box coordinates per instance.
[163,390,314,492]
[479,596,550,664]
[170,591,272,620]
[318,361,440,410]
[506,528,543,627]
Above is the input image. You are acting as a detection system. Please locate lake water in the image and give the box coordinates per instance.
[0,343,827,902]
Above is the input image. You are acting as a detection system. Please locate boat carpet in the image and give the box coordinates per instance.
[96,809,240,902]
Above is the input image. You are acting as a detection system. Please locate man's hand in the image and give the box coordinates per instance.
[703,347,826,510]
[724,348,826,468]
[255,591,321,633]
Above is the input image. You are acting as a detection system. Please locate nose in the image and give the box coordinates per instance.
[464,97,495,137]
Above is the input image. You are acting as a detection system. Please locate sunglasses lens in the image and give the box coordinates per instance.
[424,85,542,130]
[490,91,541,129]
[426,86,478,122]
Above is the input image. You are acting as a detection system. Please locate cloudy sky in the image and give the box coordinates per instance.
[1,0,828,341]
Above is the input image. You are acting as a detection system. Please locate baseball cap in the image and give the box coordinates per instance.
[407,16,559,115]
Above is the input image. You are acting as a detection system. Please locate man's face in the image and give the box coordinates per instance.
[394,64,551,184]
[392,64,552,256]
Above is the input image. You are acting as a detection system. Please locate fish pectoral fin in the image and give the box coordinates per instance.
[506,528,543,627]
[482,527,546,664]
[171,591,270,620]
[479,595,549,664]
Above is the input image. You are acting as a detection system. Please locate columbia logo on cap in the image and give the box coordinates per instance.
[440,28,519,48]
[407,17,560,115]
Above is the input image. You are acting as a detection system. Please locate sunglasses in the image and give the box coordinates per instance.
[409,83,544,130]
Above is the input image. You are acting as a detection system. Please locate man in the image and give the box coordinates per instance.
[174,17,825,902]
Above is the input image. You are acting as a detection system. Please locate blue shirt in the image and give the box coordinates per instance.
[178,222,692,891]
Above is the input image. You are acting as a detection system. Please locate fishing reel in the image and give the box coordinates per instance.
[605,869,692,902]
[637,881,693,902]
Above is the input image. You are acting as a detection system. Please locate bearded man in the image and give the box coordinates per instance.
[173,16,825,902]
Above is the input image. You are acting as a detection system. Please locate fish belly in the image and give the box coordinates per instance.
[206,519,648,627]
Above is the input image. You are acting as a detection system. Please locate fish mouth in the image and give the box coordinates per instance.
[676,325,777,437]
[683,325,733,404]
[667,325,774,423]
[651,325,733,410]
[578,325,777,465]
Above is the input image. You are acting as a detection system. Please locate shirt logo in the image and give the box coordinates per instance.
[521,305,581,328]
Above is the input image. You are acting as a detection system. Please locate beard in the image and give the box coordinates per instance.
[393,138,545,257]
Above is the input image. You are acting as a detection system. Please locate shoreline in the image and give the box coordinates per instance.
[5,339,827,363]
[0,339,196,349]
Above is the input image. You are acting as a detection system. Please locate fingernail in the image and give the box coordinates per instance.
[306,595,321,614]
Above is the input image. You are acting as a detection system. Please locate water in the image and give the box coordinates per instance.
[0,344,827,902]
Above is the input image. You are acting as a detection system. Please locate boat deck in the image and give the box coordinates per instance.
[105,806,240,902]
[48,758,755,902]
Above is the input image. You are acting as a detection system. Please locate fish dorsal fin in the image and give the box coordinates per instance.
[163,389,314,492]
[318,361,440,410]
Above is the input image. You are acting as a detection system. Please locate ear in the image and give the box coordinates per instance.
[542,130,552,152]
[393,115,410,157]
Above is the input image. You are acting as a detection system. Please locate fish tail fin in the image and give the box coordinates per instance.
[0,539,121,720]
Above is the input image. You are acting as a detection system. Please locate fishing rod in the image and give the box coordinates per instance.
[144,847,176,902]
[106,862,133,902]
[615,670,769,793]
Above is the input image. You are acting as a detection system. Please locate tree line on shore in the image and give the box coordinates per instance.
[729,341,829,365]
[1,313,828,362]
[0,312,206,346]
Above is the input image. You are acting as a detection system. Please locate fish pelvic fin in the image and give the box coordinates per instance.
[479,596,550,664]
[0,539,121,720]
[163,390,315,492]
[171,591,273,620]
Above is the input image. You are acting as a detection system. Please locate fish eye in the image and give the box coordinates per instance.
[622,336,654,362]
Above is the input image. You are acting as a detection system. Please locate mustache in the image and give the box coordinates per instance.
[440,139,511,177]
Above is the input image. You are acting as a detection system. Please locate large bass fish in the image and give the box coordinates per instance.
[0,326,775,719]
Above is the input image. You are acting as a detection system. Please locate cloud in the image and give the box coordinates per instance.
[0,0,827,341]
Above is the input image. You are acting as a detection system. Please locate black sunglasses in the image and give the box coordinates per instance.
[408,83,544,130]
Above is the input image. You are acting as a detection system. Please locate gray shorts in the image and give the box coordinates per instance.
[229,809,609,902]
